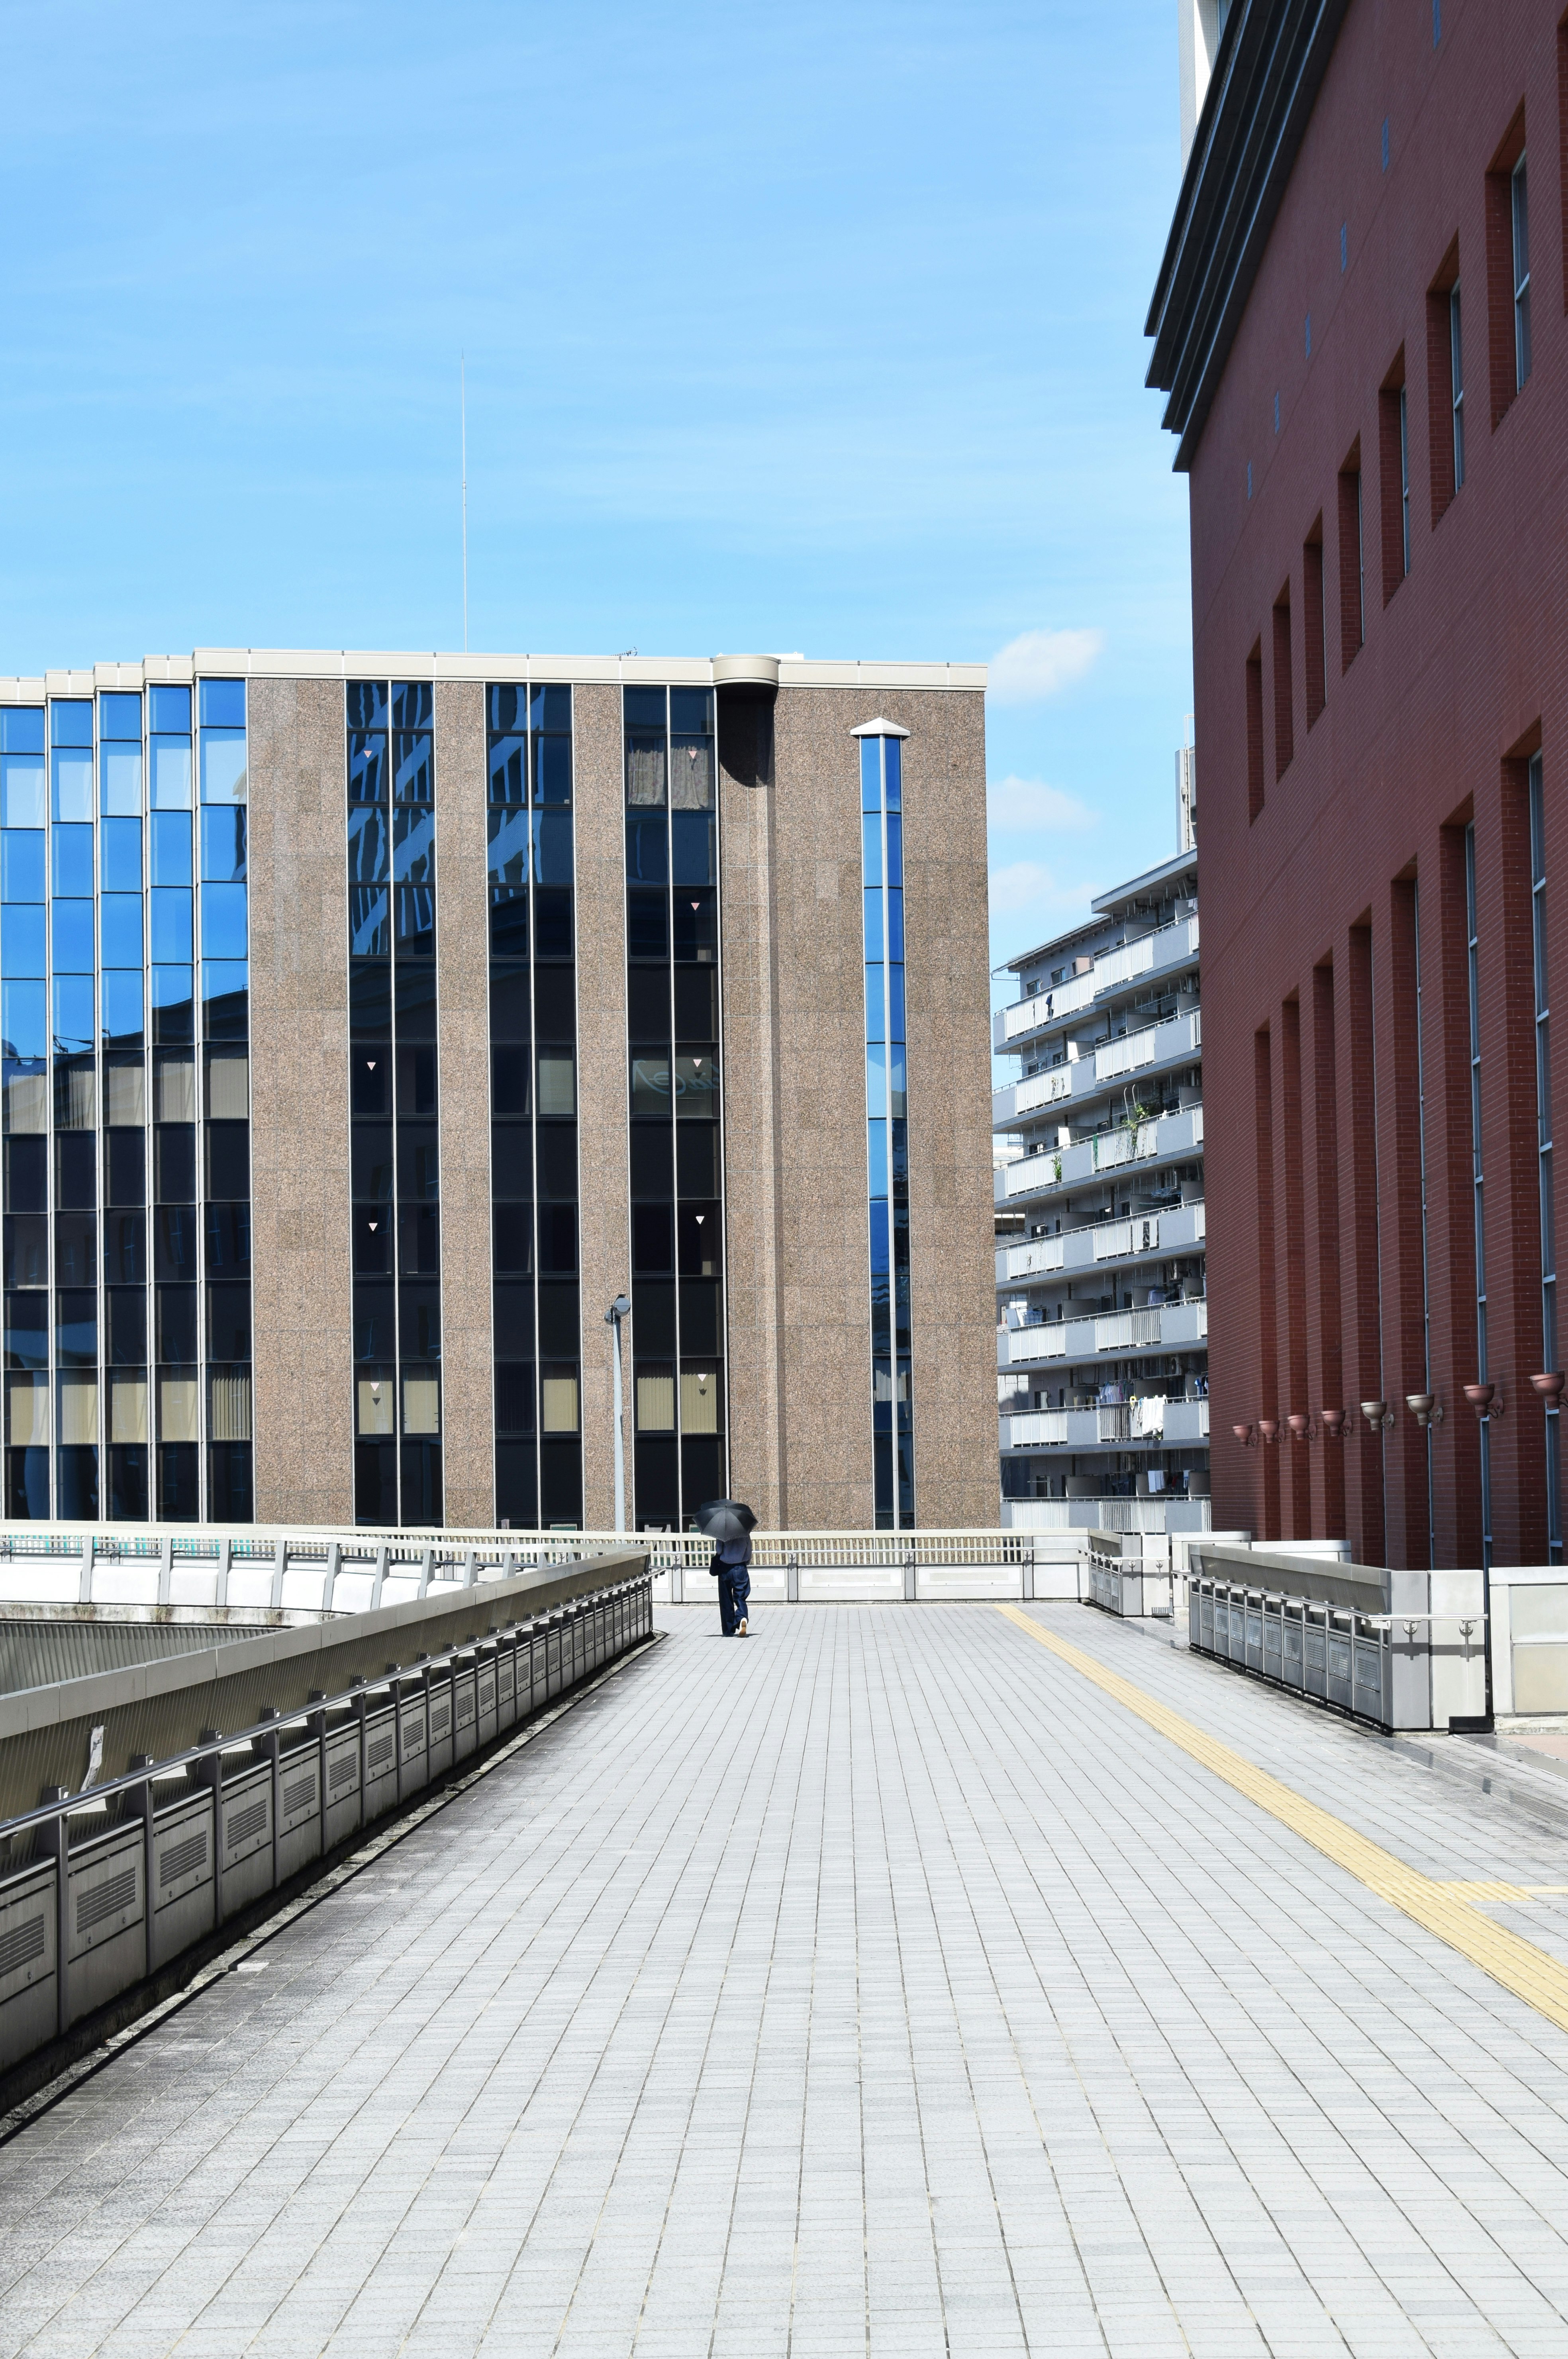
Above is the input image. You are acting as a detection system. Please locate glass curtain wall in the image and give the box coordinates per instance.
[623,686,726,1530]
[487,683,583,1531]
[347,682,442,1528]
[860,727,915,1529]
[0,678,251,1523]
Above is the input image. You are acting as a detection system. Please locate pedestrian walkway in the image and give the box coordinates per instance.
[4,1603,1568,2357]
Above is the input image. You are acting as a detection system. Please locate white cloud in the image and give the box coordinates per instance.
[986,773,1096,834]
[987,625,1105,704]
[987,859,1098,920]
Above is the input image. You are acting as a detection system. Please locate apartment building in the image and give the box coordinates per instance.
[0,648,997,1535]
[1147,0,1568,1566]
[993,843,1209,1532]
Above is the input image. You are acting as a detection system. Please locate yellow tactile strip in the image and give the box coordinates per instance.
[997,1603,1568,2038]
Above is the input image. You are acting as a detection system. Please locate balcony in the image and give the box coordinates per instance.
[996,1105,1204,1206]
[993,1009,1201,1131]
[1000,1393,1208,1450]
[994,915,1199,1052]
[998,1297,1206,1370]
[995,1200,1205,1285]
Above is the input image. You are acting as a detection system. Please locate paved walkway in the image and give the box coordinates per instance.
[5,1603,1568,2357]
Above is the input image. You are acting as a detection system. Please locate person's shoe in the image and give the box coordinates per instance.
[738,1617,748,1635]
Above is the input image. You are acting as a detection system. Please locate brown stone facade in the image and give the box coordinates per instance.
[248,677,353,1526]
[432,682,492,1529]
[240,661,995,1534]
[720,685,995,1530]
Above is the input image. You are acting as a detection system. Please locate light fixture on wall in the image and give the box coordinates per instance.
[1287,1412,1315,1442]
[1406,1392,1443,1428]
[1257,1418,1280,1444]
[1320,1408,1347,1440]
[1463,1382,1503,1421]
[1361,1399,1394,1432]
[1232,1422,1256,1447]
[1531,1372,1566,1409]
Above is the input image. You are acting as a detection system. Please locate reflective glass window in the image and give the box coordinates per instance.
[393,806,435,883]
[200,806,247,883]
[151,890,193,964]
[99,692,141,740]
[198,679,246,728]
[349,732,387,803]
[51,901,95,972]
[199,728,247,804]
[1,833,45,903]
[1,709,45,754]
[150,811,192,884]
[0,755,45,827]
[51,701,92,748]
[0,907,45,978]
[100,895,145,967]
[52,826,93,897]
[200,884,248,960]
[394,732,433,804]
[148,685,191,733]
[53,977,95,1053]
[348,804,389,883]
[51,745,94,822]
[101,970,145,1046]
[101,818,143,891]
[149,736,193,809]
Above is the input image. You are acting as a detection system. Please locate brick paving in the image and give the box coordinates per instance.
[3,1602,1568,2356]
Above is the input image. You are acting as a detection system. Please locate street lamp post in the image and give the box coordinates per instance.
[605,1294,631,1534]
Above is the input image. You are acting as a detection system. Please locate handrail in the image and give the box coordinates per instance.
[0,1569,645,1847]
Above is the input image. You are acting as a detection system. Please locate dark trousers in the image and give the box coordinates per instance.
[717,1568,751,1633]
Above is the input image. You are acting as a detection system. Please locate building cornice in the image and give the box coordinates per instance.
[1145,0,1350,473]
[0,651,986,701]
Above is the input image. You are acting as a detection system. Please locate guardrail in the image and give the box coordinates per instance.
[1084,1528,1174,1618]
[0,1526,1074,1613]
[1187,1544,1486,1732]
[0,1554,653,2082]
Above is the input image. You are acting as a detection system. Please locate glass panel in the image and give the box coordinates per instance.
[393,807,435,883]
[402,1372,441,1435]
[348,804,389,885]
[100,742,143,815]
[101,970,145,1047]
[0,710,45,754]
[670,813,715,885]
[540,1365,579,1433]
[349,887,389,959]
[393,732,433,804]
[670,737,713,811]
[866,1042,887,1118]
[200,883,248,959]
[200,806,247,883]
[884,737,902,809]
[51,747,93,822]
[680,1366,719,1433]
[888,964,906,1040]
[885,813,902,887]
[862,814,883,888]
[865,963,885,1040]
[0,756,46,827]
[487,806,528,887]
[347,681,388,731]
[102,817,143,891]
[531,685,570,734]
[149,737,193,809]
[488,734,525,806]
[200,728,247,804]
[533,736,572,805]
[0,907,44,977]
[148,686,191,734]
[861,738,881,812]
[150,811,192,885]
[199,680,246,728]
[864,890,884,962]
[531,810,573,886]
[390,682,432,730]
[625,733,667,809]
[98,692,141,741]
[868,1119,888,1199]
[887,888,904,960]
[349,732,387,803]
[100,894,144,966]
[636,1364,675,1431]
[51,825,93,897]
[53,977,95,1053]
[51,701,92,748]
[537,1050,576,1117]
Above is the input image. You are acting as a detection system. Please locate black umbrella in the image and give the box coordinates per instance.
[694,1499,757,1543]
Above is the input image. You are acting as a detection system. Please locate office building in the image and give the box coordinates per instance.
[994,844,1208,1531]
[0,650,996,1533]
[1147,0,1568,1564]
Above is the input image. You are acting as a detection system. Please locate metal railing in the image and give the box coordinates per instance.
[0,1563,654,2080]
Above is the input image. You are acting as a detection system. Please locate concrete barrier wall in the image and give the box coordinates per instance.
[0,1559,653,2079]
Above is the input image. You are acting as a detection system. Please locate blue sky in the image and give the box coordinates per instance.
[0,1,1192,987]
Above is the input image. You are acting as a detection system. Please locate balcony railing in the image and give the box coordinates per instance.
[997,1106,1204,1204]
[998,1298,1207,1370]
[995,915,1199,1048]
[1000,1393,1208,1449]
[994,1011,1201,1130]
[996,1199,1205,1285]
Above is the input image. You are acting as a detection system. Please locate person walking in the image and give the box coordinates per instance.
[713,1529,752,1636]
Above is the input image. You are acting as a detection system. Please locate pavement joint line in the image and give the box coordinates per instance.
[997,1602,1568,2039]
[0,1626,666,2152]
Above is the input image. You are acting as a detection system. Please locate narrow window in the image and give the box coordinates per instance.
[1486,112,1528,426]
[1466,825,1492,1572]
[1450,285,1466,487]
[1245,640,1264,820]
[1531,753,1560,1560]
[1513,153,1532,387]
[1303,521,1326,728]
[1337,453,1364,671]
[1378,364,1408,602]
[1272,589,1294,777]
[857,725,914,1530]
[1427,251,1462,522]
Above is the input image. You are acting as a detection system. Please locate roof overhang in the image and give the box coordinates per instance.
[1145,0,1351,473]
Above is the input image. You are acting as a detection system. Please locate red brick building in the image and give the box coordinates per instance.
[1147,0,1568,1568]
